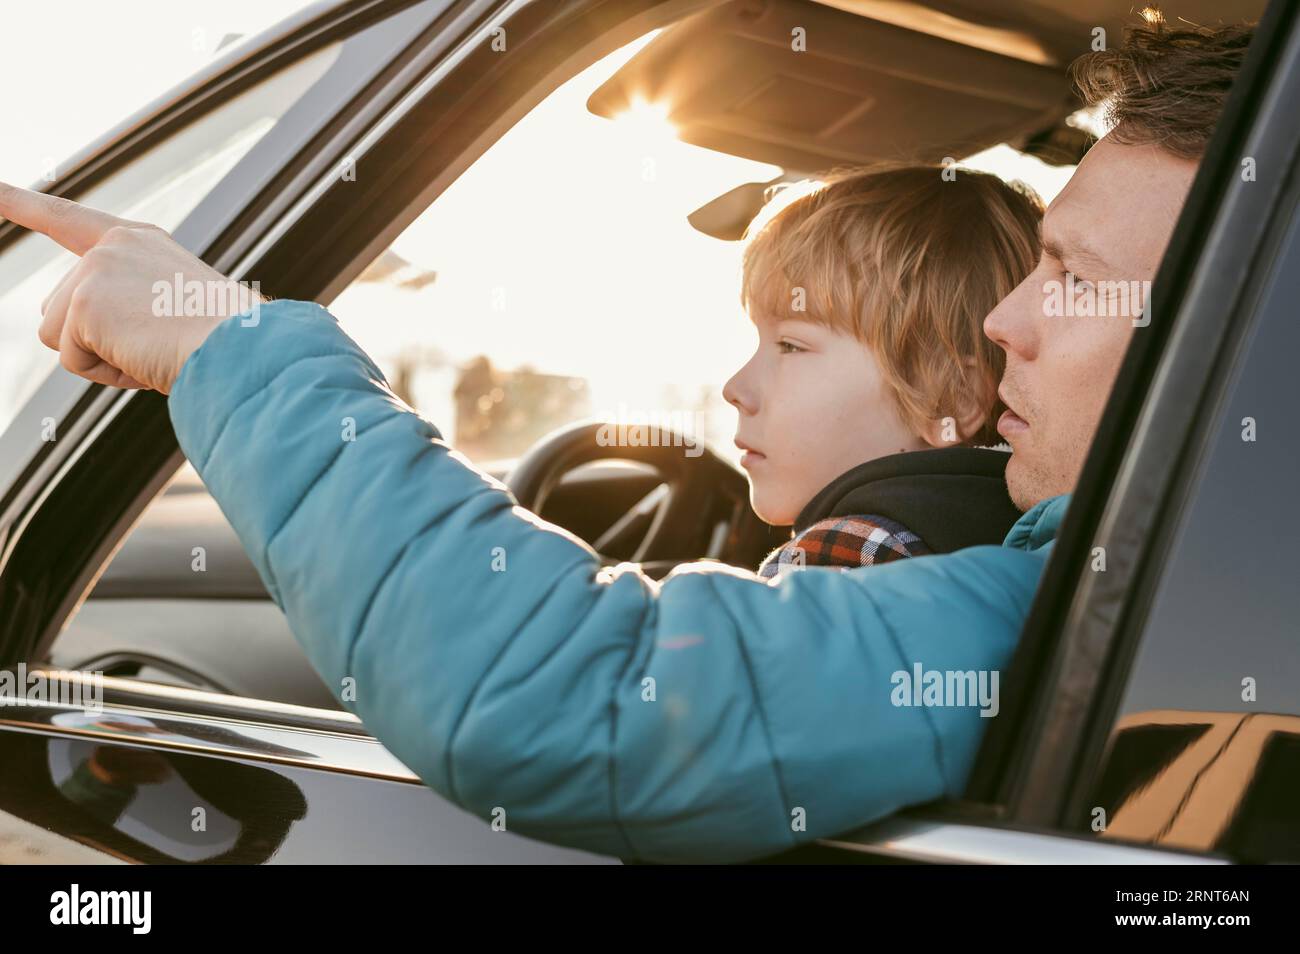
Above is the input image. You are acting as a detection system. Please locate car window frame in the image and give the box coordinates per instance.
[0,0,461,486]
[1062,136,1300,839]
[966,0,1300,834]
[0,0,472,666]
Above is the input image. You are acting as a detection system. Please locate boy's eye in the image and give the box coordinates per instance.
[776,339,805,354]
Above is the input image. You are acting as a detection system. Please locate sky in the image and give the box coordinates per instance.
[0,0,314,186]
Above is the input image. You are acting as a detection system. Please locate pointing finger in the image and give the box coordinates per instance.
[0,181,135,256]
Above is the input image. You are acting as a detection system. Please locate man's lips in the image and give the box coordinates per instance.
[997,409,1029,438]
[997,389,1029,438]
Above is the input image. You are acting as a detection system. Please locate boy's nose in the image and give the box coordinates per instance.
[723,364,756,416]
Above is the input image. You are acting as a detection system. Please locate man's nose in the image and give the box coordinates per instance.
[983,276,1040,361]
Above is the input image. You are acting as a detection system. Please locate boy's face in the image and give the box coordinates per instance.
[723,311,928,526]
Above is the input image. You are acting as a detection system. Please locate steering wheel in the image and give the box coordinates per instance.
[504,420,764,574]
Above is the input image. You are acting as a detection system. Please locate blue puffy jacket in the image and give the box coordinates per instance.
[168,300,1069,862]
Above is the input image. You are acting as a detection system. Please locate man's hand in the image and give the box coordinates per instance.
[0,182,263,394]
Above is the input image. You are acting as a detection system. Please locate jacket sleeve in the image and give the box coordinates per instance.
[167,300,1045,863]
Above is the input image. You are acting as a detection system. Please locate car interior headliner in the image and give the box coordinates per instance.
[588,0,1266,173]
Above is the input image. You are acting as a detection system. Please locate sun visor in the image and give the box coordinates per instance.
[587,0,1074,172]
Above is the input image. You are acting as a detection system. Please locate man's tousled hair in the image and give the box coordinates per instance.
[1071,10,1254,159]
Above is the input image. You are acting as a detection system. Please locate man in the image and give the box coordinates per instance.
[0,18,1251,862]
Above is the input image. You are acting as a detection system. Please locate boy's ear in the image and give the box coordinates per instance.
[918,358,992,448]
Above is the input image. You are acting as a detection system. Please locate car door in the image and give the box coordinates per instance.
[0,0,690,864]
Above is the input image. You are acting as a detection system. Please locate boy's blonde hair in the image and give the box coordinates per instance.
[740,163,1043,447]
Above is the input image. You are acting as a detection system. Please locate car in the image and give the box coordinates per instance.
[0,0,1294,864]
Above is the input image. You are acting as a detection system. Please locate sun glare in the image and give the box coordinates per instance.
[611,97,678,143]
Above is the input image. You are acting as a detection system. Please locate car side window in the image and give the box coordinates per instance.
[19,5,454,711]
[0,41,343,439]
[1082,206,1300,862]
[14,42,367,708]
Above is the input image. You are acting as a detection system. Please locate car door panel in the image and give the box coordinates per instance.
[0,675,616,863]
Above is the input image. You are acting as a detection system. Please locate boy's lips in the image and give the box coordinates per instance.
[735,438,766,468]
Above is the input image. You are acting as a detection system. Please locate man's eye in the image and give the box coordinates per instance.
[1069,273,1096,295]
[777,340,805,354]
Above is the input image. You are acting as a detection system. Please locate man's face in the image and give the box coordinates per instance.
[984,138,1199,510]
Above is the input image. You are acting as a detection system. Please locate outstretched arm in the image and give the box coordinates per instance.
[168,301,1045,862]
[2,184,1049,862]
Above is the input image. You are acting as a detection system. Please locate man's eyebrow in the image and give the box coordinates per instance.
[1042,232,1115,276]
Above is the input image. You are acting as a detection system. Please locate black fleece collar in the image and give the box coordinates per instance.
[793,447,1023,554]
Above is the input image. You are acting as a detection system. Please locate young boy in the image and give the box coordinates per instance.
[720,164,1043,578]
